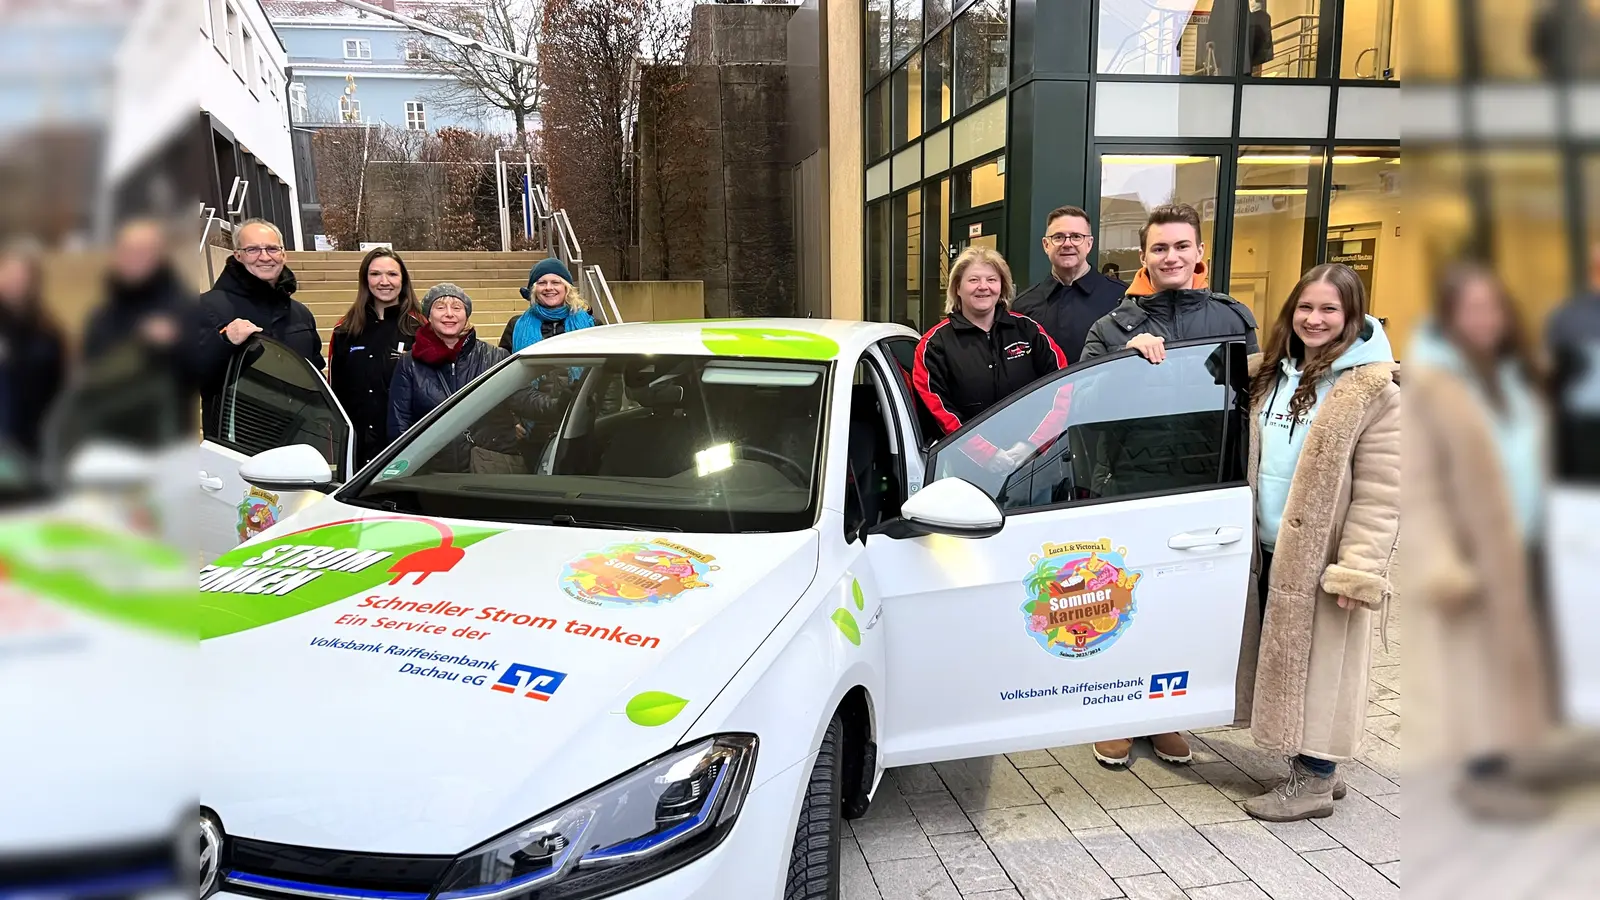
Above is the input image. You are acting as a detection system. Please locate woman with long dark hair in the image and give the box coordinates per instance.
[0,241,66,458]
[1409,264,1557,819]
[330,247,423,468]
[1237,263,1400,822]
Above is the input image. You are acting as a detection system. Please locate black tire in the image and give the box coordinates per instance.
[783,713,844,900]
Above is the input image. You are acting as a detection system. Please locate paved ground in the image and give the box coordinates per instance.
[844,621,1404,900]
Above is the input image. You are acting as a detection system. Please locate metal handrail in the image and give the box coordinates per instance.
[584,265,623,327]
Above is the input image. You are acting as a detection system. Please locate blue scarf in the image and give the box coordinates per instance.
[512,302,594,353]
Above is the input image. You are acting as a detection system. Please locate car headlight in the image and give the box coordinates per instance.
[435,734,758,900]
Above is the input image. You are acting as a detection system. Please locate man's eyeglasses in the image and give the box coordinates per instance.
[239,245,285,259]
[1045,233,1090,246]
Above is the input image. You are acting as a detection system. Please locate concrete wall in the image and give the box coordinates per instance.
[610,281,707,323]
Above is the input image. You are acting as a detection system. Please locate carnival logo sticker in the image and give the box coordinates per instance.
[1021,539,1143,659]
[236,486,281,543]
[560,539,718,608]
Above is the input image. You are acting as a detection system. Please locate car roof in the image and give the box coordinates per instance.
[509,318,922,363]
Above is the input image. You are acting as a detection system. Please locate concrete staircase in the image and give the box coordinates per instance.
[287,250,546,345]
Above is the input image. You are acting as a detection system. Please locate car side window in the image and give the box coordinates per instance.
[876,336,938,450]
[844,358,906,541]
[927,340,1248,513]
[210,337,350,482]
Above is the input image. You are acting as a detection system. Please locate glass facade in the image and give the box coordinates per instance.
[861,0,1401,337]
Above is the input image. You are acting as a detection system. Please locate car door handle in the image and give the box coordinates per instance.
[1168,526,1245,550]
[199,472,225,492]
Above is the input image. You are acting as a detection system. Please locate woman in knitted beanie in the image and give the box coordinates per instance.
[500,258,596,353]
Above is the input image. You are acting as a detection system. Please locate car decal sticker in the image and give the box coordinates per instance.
[1021,539,1144,659]
[236,487,281,544]
[830,576,867,647]
[700,326,840,360]
[560,539,717,608]
[200,517,504,640]
[625,691,689,727]
[0,519,191,638]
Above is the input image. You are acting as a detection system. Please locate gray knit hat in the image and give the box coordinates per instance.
[422,282,472,317]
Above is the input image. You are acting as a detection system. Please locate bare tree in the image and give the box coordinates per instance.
[540,0,688,277]
[408,0,543,148]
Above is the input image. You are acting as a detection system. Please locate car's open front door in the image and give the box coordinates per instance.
[870,339,1255,767]
[196,337,354,564]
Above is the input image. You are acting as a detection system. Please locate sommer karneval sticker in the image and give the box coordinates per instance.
[236,486,282,543]
[1021,539,1143,659]
[560,540,718,609]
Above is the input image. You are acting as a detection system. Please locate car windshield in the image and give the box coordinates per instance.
[345,354,831,533]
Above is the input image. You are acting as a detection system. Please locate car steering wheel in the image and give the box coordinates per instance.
[732,446,811,488]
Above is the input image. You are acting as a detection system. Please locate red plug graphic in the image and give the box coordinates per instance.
[388,538,463,585]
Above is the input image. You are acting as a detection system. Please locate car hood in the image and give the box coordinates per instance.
[199,502,819,854]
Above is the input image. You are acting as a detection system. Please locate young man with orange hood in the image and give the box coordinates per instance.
[1079,202,1260,770]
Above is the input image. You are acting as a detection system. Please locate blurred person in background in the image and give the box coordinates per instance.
[330,248,422,469]
[196,219,321,426]
[1408,264,1556,820]
[0,239,66,458]
[1238,263,1399,822]
[1546,242,1600,480]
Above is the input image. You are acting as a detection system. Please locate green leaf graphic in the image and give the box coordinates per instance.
[626,691,690,727]
[851,579,865,611]
[701,327,840,360]
[832,608,861,646]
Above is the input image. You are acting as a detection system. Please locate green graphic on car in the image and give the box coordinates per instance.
[625,691,690,727]
[700,327,840,360]
[831,577,867,647]
[200,516,503,640]
[0,518,193,638]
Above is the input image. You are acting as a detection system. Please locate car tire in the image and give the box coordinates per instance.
[783,713,844,900]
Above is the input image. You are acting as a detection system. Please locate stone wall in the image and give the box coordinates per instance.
[638,3,798,319]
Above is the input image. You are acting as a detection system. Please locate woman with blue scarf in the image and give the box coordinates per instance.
[498,258,596,353]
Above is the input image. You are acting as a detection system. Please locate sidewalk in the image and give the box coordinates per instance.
[847,620,1401,900]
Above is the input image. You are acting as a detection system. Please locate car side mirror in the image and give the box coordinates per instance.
[884,476,1004,539]
[240,444,335,492]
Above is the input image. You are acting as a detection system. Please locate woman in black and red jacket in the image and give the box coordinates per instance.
[913,246,1070,472]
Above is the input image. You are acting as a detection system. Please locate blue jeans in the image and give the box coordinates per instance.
[1297,755,1337,778]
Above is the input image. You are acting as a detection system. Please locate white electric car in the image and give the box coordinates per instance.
[199,319,1257,900]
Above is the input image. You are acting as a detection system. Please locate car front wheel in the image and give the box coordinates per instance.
[783,713,844,900]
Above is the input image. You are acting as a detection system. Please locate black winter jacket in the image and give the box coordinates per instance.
[331,305,421,468]
[913,306,1067,439]
[0,308,65,457]
[1080,288,1260,360]
[197,258,323,429]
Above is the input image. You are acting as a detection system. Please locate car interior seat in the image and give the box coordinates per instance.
[595,368,702,478]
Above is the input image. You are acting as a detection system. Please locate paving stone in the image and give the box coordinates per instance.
[1007,749,1057,769]
[1359,735,1401,781]
[1108,803,1245,888]
[963,892,1023,900]
[1303,848,1401,899]
[1311,788,1400,865]
[929,831,1014,895]
[1020,765,1116,830]
[863,778,917,822]
[1375,696,1401,716]
[1366,714,1401,748]
[1130,746,1211,789]
[905,789,975,836]
[934,756,1042,812]
[842,835,882,900]
[1374,862,1398,885]
[1048,743,1163,809]
[851,812,936,863]
[1337,758,1399,797]
[1369,789,1401,817]
[1184,883,1271,899]
[970,804,1122,900]
[1196,820,1348,900]
[1187,730,1289,785]
[1115,873,1189,900]
[1369,682,1399,702]
[1258,817,1342,852]
[1155,784,1251,826]
[1370,665,1400,691]
[892,764,948,795]
[865,857,961,900]
[1194,761,1269,802]
[1071,825,1161,878]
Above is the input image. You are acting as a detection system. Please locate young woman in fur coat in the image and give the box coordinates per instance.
[1239,263,1400,822]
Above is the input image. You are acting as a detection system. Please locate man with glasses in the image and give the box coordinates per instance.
[1013,205,1126,362]
[196,218,323,423]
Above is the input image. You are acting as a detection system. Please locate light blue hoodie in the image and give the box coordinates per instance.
[1257,315,1395,550]
[1406,321,1545,541]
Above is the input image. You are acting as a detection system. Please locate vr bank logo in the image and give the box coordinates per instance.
[492,663,568,701]
[1149,671,1189,699]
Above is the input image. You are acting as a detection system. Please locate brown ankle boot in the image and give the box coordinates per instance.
[1149,732,1193,764]
[1243,758,1337,822]
[1094,738,1133,766]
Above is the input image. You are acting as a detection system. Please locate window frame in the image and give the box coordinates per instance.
[339,96,361,122]
[922,338,1250,517]
[344,38,372,60]
[405,100,427,131]
[843,353,909,543]
[210,336,352,485]
[289,82,309,122]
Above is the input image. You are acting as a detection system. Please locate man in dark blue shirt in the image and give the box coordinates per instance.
[1012,205,1127,363]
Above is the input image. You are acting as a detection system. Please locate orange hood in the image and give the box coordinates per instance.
[1128,260,1209,296]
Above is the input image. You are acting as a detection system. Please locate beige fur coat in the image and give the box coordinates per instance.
[1234,355,1401,761]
